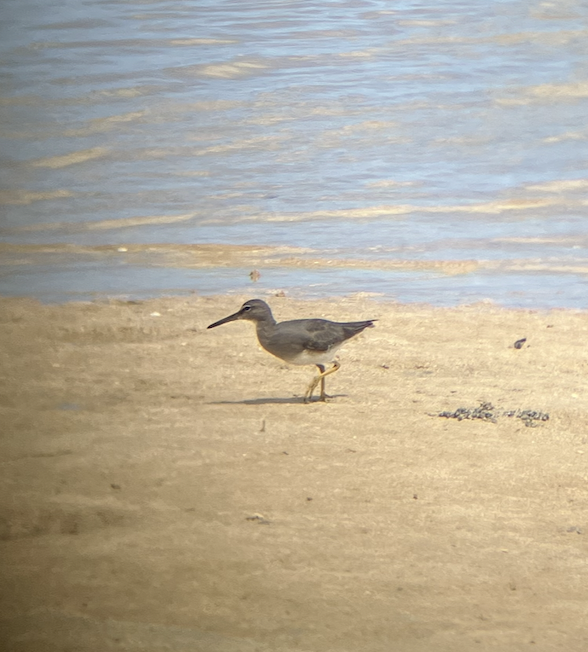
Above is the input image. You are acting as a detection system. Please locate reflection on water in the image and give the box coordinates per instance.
[1,0,587,307]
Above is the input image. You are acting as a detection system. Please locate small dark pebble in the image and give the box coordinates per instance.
[513,338,527,349]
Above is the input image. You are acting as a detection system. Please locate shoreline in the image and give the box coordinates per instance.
[1,241,587,310]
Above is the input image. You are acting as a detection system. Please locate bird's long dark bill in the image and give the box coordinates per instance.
[207,311,241,329]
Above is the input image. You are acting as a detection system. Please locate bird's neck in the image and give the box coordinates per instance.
[255,316,276,340]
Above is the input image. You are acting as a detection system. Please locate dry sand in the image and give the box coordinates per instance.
[1,294,587,651]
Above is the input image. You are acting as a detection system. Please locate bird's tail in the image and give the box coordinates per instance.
[342,320,376,337]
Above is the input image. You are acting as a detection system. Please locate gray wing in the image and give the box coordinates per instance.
[266,319,374,358]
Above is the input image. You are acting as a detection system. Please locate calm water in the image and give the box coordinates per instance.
[1,0,588,306]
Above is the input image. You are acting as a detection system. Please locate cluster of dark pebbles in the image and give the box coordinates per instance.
[438,402,549,427]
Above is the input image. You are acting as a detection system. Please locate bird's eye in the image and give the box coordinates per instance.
[243,305,251,311]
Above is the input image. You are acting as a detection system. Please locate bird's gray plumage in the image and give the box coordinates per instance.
[207,299,375,402]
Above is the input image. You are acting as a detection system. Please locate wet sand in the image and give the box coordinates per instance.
[1,294,587,651]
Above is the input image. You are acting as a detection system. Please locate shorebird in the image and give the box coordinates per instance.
[207,299,376,402]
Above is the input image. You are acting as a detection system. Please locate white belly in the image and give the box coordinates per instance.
[280,344,342,367]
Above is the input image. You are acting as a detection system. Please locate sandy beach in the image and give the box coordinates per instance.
[1,293,587,651]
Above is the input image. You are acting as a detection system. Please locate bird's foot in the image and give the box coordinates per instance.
[303,391,333,404]
[303,362,340,403]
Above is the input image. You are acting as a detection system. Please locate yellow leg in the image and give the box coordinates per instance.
[304,361,341,403]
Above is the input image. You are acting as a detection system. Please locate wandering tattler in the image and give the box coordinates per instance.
[207,299,376,402]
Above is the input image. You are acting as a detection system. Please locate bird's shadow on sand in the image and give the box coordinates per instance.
[208,394,347,405]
